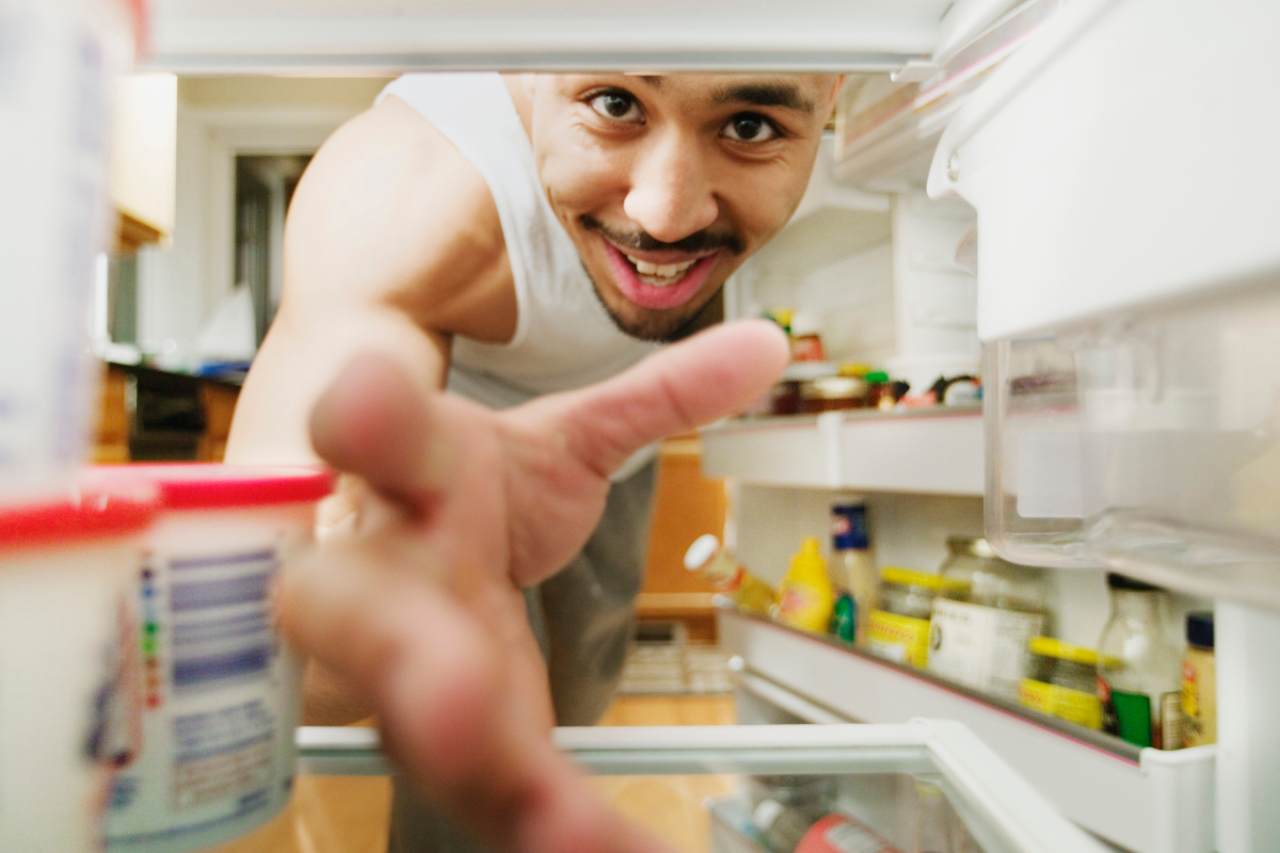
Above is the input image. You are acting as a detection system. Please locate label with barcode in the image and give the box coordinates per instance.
[107,531,306,850]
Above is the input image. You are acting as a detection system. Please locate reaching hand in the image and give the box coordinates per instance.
[274,319,787,852]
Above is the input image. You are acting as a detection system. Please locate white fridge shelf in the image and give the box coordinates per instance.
[297,721,1104,852]
[719,608,1216,853]
[146,0,947,74]
[700,406,983,495]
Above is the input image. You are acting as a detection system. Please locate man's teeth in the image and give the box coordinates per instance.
[625,254,698,282]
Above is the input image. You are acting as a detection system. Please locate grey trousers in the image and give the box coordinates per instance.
[386,461,656,852]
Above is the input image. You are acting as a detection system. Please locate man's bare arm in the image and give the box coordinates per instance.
[225,95,516,723]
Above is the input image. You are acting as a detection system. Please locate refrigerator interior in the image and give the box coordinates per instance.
[296,723,1104,853]
[130,0,1279,849]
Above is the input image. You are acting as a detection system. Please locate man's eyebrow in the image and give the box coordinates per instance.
[710,82,814,113]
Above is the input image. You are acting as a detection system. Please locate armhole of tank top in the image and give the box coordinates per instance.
[376,77,533,352]
[479,173,534,351]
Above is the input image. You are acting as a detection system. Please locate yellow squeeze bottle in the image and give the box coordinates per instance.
[777,537,835,634]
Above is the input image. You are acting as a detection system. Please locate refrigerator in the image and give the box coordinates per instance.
[294,721,1100,852]
[140,0,1279,849]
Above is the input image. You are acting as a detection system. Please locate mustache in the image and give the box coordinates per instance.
[580,215,745,256]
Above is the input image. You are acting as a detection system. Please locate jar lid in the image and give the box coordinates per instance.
[838,363,872,378]
[782,361,835,382]
[684,534,720,572]
[801,376,865,400]
[1186,611,1214,649]
[945,536,1000,559]
[1029,636,1099,666]
[790,313,821,337]
[1106,572,1161,592]
[880,567,968,592]
[91,464,333,510]
[0,489,154,554]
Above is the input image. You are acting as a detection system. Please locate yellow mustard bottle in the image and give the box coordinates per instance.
[776,537,835,634]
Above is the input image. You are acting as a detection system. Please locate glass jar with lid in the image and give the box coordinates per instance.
[799,375,867,413]
[1097,573,1183,749]
[769,362,834,416]
[1019,636,1108,730]
[866,568,967,669]
[927,537,1048,700]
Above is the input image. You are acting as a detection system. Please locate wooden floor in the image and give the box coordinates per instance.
[213,694,736,852]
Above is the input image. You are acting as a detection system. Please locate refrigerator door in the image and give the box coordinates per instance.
[298,721,1104,852]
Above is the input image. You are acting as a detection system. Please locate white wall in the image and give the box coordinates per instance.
[109,73,177,233]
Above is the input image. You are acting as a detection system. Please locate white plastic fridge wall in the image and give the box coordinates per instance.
[728,184,979,394]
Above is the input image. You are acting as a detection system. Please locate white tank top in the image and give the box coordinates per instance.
[377,74,660,478]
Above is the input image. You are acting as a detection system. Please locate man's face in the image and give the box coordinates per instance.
[524,73,839,341]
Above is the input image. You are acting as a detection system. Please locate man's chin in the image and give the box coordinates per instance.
[580,266,705,342]
[599,300,696,343]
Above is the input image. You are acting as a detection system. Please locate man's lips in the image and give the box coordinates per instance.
[601,238,719,266]
[600,237,719,311]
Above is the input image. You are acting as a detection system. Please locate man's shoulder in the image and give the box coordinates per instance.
[284,96,515,341]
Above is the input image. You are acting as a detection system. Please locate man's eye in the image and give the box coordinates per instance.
[588,92,643,124]
[721,114,779,143]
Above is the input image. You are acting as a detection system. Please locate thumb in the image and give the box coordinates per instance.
[524,320,787,477]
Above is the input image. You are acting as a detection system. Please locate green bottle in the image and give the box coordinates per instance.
[831,592,856,645]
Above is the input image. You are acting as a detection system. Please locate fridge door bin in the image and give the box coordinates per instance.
[983,280,1280,603]
[720,608,1217,852]
[927,0,1280,345]
[297,721,1104,852]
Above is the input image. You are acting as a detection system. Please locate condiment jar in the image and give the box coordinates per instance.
[1097,573,1184,750]
[1181,611,1216,747]
[800,375,867,413]
[1019,637,1108,730]
[866,568,967,669]
[769,362,834,416]
[928,537,1048,700]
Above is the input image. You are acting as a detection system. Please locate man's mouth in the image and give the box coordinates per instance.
[600,238,720,311]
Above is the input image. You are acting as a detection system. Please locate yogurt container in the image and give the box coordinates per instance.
[98,464,332,852]
[0,0,135,498]
[0,487,154,852]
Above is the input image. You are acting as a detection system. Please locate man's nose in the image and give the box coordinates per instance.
[622,132,719,244]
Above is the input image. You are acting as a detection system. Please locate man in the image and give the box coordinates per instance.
[229,72,840,850]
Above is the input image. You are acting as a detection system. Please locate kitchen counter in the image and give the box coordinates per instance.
[105,359,245,391]
[95,361,242,463]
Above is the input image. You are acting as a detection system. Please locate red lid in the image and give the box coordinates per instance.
[108,464,334,510]
[0,491,154,554]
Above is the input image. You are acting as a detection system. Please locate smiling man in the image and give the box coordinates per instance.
[227,71,839,851]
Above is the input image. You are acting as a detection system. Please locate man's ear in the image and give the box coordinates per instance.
[829,74,847,105]
[823,74,846,129]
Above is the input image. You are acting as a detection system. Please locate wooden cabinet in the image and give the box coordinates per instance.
[639,435,727,643]
[115,209,163,254]
[197,382,240,462]
[92,365,131,463]
[90,363,241,463]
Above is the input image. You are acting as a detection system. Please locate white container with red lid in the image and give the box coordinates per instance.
[0,0,138,499]
[97,464,332,853]
[0,487,155,852]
